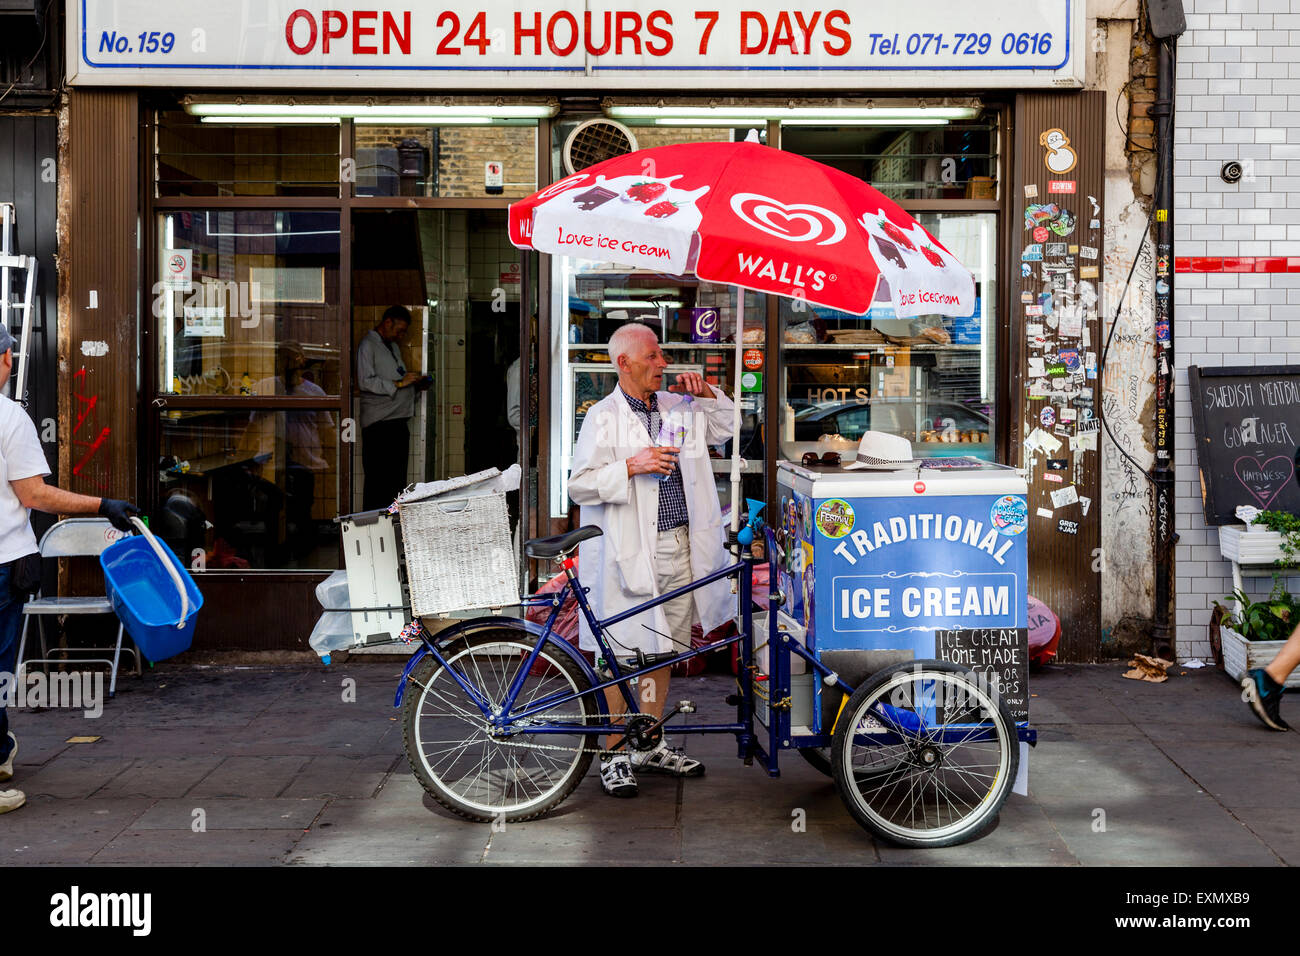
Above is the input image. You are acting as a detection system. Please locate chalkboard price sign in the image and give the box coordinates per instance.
[935,626,1028,721]
[1188,365,1300,525]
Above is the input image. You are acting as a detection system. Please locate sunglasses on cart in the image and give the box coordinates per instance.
[801,452,841,467]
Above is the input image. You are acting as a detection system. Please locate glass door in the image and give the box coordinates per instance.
[350,208,523,511]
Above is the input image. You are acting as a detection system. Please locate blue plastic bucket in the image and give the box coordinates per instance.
[100,532,203,663]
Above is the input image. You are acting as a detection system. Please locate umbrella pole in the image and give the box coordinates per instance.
[730,284,744,537]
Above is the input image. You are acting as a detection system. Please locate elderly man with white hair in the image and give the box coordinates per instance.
[568,322,736,798]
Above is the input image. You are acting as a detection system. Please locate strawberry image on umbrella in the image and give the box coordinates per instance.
[626,181,668,203]
[877,218,916,251]
[645,201,680,219]
[921,246,946,268]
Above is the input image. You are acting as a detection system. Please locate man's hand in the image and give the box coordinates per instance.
[98,498,142,533]
[396,371,422,388]
[627,446,680,477]
[667,372,712,398]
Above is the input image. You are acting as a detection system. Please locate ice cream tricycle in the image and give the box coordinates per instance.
[322,136,1035,847]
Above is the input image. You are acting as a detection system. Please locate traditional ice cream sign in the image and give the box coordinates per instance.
[814,493,1028,637]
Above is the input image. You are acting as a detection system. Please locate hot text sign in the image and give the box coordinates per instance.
[71,0,1082,88]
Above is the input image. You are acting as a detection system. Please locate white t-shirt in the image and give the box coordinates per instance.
[0,395,50,564]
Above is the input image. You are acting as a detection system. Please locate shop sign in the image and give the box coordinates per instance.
[70,1,1084,89]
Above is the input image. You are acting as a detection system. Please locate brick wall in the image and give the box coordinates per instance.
[1174,0,1300,659]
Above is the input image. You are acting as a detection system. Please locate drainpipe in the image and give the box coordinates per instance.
[1148,1,1185,659]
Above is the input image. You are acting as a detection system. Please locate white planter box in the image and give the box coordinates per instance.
[1218,525,1289,565]
[1221,625,1300,687]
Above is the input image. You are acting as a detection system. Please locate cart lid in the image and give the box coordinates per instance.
[777,458,1027,498]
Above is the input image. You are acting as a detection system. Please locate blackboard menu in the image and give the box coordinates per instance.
[1188,365,1300,525]
[935,627,1029,721]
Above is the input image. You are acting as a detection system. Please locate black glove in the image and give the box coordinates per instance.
[99,498,142,533]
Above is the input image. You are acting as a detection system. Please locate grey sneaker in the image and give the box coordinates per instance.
[0,733,17,783]
[0,789,25,814]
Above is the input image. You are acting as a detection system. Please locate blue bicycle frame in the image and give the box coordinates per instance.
[394,524,1033,775]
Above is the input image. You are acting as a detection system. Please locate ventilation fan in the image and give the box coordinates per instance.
[563,118,638,175]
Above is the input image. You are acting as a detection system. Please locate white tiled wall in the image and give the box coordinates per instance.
[1174,0,1300,660]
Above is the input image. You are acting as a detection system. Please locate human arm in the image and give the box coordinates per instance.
[10,477,140,531]
[667,374,736,445]
[567,405,678,504]
[506,360,521,432]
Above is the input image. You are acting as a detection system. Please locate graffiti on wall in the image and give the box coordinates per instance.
[1099,197,1157,619]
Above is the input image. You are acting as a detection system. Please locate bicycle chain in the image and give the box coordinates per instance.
[473,714,658,760]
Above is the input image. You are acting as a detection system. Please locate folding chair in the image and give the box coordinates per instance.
[15,517,142,699]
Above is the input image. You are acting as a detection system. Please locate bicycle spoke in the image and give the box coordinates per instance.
[407,636,596,819]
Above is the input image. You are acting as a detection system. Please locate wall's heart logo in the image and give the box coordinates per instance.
[1234,454,1295,509]
[729,193,846,245]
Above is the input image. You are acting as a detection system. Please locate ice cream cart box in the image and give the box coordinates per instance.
[776,457,1030,722]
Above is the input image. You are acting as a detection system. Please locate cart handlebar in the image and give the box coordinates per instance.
[129,516,189,628]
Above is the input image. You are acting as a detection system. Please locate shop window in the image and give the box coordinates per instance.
[780,112,998,201]
[779,212,997,463]
[157,408,341,571]
[155,112,341,198]
[355,124,537,198]
[349,209,523,513]
[156,210,341,397]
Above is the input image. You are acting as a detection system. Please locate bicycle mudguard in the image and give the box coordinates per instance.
[392,617,604,711]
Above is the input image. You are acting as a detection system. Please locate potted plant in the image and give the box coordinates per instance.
[1220,580,1300,686]
[1218,509,1300,570]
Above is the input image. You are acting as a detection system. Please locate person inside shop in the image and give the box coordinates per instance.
[568,322,736,797]
[0,326,140,814]
[243,340,334,561]
[357,306,424,511]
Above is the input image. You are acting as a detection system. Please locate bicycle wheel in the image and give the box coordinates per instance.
[402,630,598,823]
[831,661,1018,848]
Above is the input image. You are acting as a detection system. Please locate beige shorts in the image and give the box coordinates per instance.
[655,525,696,651]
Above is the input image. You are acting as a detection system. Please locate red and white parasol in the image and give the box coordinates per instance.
[509,132,977,533]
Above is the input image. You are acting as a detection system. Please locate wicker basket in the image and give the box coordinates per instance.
[399,491,518,616]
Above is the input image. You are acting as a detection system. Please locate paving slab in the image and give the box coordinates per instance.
[93,755,227,798]
[287,797,491,865]
[92,829,307,865]
[1039,795,1281,867]
[280,754,400,799]
[130,798,327,830]
[19,755,138,799]
[1,660,1296,866]
[187,755,312,799]
[2,798,154,865]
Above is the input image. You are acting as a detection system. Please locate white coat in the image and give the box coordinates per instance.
[568,385,737,656]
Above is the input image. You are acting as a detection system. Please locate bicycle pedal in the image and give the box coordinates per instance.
[677,700,696,714]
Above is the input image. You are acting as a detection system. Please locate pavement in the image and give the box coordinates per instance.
[1,656,1297,866]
